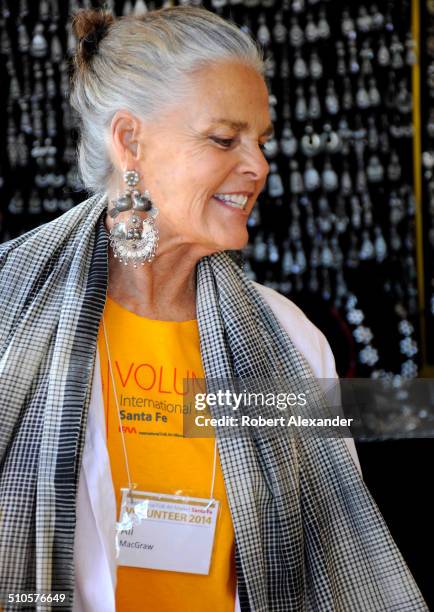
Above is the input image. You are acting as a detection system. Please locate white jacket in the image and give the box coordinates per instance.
[73,282,362,611]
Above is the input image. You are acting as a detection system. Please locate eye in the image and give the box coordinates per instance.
[210,136,235,148]
[211,136,270,153]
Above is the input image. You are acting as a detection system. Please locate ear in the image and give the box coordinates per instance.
[110,110,142,170]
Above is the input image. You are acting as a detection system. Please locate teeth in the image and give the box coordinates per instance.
[214,193,249,208]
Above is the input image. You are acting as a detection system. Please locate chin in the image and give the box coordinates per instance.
[217,232,248,253]
[199,225,249,255]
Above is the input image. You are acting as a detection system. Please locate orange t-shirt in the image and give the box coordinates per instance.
[97,296,237,611]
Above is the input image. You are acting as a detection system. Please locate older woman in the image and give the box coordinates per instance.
[0,6,427,612]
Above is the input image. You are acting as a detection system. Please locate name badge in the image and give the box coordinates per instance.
[116,488,219,575]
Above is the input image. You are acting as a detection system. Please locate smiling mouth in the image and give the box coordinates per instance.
[212,193,249,210]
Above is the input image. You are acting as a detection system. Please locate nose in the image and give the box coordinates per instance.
[238,143,270,181]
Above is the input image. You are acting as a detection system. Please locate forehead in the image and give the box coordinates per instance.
[186,60,271,128]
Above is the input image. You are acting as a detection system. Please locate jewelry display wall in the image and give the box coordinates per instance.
[220,0,420,383]
[421,0,434,365]
[0,0,429,387]
[0,0,83,240]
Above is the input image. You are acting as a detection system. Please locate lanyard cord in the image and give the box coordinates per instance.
[209,437,217,501]
[102,315,218,503]
[102,316,135,495]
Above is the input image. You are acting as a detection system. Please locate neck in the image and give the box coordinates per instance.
[105,217,209,322]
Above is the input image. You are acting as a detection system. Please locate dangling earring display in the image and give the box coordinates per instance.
[108,169,159,267]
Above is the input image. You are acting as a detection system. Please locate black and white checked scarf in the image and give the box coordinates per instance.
[0,193,428,611]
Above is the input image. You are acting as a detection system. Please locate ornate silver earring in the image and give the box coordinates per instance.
[108,169,159,267]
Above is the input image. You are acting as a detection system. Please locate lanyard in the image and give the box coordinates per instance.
[101,315,218,503]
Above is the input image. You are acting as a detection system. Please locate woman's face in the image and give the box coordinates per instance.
[126,60,272,256]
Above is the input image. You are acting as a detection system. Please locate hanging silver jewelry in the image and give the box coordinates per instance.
[272,12,287,44]
[30,23,48,58]
[356,77,370,110]
[267,234,279,263]
[341,10,355,38]
[301,125,321,157]
[108,170,159,267]
[342,77,354,111]
[304,159,320,192]
[257,13,271,47]
[377,37,390,66]
[295,86,307,122]
[336,41,347,77]
[267,162,284,197]
[280,121,298,157]
[366,155,384,183]
[293,50,308,80]
[308,84,321,120]
[289,160,304,194]
[309,50,323,80]
[321,158,338,192]
[390,34,404,70]
[321,124,341,154]
[325,80,339,115]
[253,232,267,262]
[360,40,374,75]
[289,16,304,48]
[305,13,319,44]
[359,230,375,261]
[368,78,381,107]
[281,241,294,276]
[317,8,330,40]
[405,34,417,65]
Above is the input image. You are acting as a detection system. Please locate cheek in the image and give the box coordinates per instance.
[142,146,237,230]
[161,189,215,235]
[180,146,235,184]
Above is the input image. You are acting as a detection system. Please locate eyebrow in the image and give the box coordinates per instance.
[208,118,275,138]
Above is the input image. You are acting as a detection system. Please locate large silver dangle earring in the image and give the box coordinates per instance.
[108,169,159,267]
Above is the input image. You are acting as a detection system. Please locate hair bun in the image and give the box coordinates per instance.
[72,8,114,65]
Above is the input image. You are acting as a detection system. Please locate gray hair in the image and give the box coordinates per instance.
[69,6,267,195]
